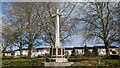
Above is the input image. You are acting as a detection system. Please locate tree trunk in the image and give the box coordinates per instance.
[105,41,109,56]
[27,42,33,58]
[2,51,5,57]
[19,41,22,58]
[2,48,7,57]
[72,48,75,56]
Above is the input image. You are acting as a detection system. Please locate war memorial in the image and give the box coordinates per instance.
[41,9,74,66]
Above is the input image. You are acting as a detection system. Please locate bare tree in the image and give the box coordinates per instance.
[2,3,44,58]
[1,24,15,57]
[11,3,44,58]
[75,2,119,56]
[2,2,79,58]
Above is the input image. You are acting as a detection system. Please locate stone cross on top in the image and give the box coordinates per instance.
[52,9,63,48]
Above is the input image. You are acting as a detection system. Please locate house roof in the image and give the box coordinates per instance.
[2,50,14,53]
[74,47,93,49]
[15,48,28,51]
[65,48,73,50]
[15,47,50,51]
[94,46,118,48]
[32,48,50,50]
[109,46,119,48]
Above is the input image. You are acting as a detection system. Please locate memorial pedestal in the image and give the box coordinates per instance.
[41,62,74,67]
[50,48,67,62]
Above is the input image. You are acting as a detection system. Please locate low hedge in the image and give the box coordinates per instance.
[68,58,98,62]
[2,57,35,60]
[68,58,87,62]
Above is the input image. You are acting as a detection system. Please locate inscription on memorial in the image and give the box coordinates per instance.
[50,48,52,55]
[53,49,56,55]
[58,48,61,55]
[63,49,64,55]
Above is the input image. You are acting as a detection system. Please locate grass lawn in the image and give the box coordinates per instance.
[103,59,120,67]
[0,60,2,67]
[2,58,45,67]
[1,58,120,68]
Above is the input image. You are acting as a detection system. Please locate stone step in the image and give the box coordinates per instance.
[41,62,74,67]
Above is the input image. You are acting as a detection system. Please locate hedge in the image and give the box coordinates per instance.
[68,58,98,62]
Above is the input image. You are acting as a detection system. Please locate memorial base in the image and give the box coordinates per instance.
[49,48,67,62]
[41,62,74,67]
[50,48,65,58]
[51,58,68,62]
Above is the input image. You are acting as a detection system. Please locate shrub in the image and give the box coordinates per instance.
[68,57,100,62]
[68,58,88,62]
[37,55,44,58]
[84,51,91,56]
[44,53,50,57]
[65,51,69,56]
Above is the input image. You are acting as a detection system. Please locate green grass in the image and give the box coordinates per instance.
[2,58,45,66]
[0,60,2,67]
[103,59,120,67]
[2,58,120,68]
[68,58,120,67]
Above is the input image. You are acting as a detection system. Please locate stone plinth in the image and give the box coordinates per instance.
[51,58,68,62]
[56,58,67,62]
[41,62,74,67]
[50,48,65,57]
[50,48,67,62]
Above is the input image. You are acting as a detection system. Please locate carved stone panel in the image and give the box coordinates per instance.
[53,48,56,55]
[63,49,64,55]
[58,48,61,55]
[50,48,52,55]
